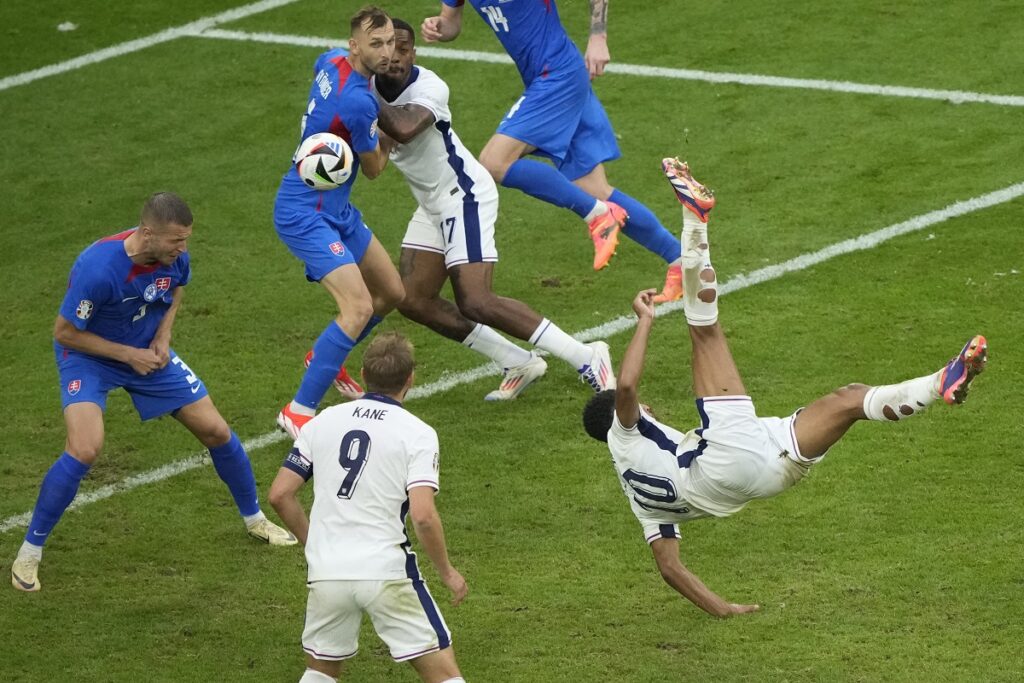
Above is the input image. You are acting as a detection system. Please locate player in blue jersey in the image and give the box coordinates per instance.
[275,7,404,438]
[10,192,296,594]
[422,0,702,302]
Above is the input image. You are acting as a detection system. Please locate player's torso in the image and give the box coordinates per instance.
[276,50,374,220]
[60,231,187,352]
[304,399,425,579]
[374,67,495,214]
[610,414,712,524]
[467,0,583,82]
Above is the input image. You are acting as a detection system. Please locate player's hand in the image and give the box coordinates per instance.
[421,16,444,43]
[585,34,610,79]
[124,347,164,376]
[632,289,657,320]
[441,567,468,606]
[149,336,171,368]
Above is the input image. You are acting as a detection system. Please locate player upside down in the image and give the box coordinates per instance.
[582,159,988,617]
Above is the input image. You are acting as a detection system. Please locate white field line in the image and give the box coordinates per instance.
[3,180,1022,534]
[195,29,1024,108]
[0,0,303,93]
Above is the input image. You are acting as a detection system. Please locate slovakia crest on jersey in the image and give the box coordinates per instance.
[67,379,81,396]
[329,241,345,256]
[144,277,172,302]
[75,299,93,320]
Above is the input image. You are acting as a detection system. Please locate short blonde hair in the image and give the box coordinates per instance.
[362,332,415,395]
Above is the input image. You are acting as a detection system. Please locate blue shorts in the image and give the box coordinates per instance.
[57,350,208,421]
[497,67,621,181]
[274,208,374,283]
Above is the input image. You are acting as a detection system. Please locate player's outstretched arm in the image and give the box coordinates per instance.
[54,315,163,376]
[358,144,391,180]
[422,3,463,43]
[585,0,611,79]
[149,286,183,368]
[268,468,310,545]
[651,538,760,618]
[377,103,436,144]
[615,289,657,429]
[409,486,468,606]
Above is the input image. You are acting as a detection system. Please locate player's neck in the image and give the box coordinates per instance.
[122,231,158,266]
[349,57,374,79]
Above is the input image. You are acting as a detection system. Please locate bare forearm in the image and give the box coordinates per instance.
[589,0,608,35]
[56,325,133,364]
[618,317,653,391]
[661,564,734,617]
[153,288,183,342]
[271,494,309,545]
[412,514,454,575]
[377,105,432,143]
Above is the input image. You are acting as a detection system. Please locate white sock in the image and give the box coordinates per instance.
[289,400,315,417]
[243,511,266,528]
[681,211,718,326]
[583,200,607,223]
[440,678,466,683]
[298,670,336,683]
[529,319,591,369]
[19,540,43,560]
[462,324,533,369]
[862,371,942,421]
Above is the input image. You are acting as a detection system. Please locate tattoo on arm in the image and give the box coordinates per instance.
[589,0,608,34]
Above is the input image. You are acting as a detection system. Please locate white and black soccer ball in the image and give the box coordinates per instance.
[294,132,354,190]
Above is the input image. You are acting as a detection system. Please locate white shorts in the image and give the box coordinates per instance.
[302,578,452,662]
[401,194,498,268]
[682,396,814,513]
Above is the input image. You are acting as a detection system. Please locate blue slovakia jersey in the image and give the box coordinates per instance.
[56,229,190,359]
[275,50,380,225]
[444,0,583,83]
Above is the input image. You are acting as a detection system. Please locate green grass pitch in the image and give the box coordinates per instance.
[1,1,1023,680]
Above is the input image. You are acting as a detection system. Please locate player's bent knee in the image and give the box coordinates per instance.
[455,294,496,327]
[834,383,870,411]
[65,443,102,465]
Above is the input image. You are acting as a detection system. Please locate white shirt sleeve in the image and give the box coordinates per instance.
[406,425,440,492]
[406,71,451,124]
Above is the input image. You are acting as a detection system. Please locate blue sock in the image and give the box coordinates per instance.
[609,189,681,263]
[502,159,599,218]
[209,432,260,517]
[356,315,383,344]
[294,321,357,409]
[25,452,91,547]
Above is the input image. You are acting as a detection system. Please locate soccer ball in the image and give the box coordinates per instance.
[294,132,354,190]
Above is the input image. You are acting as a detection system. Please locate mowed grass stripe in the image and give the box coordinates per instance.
[3,180,1021,536]
[195,28,1024,107]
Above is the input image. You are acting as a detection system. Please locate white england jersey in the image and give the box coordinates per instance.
[284,394,441,581]
[372,66,497,215]
[608,397,810,545]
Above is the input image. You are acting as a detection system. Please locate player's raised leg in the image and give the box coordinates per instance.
[573,162,685,302]
[479,133,626,271]
[175,396,296,545]
[791,336,988,460]
[397,247,547,401]
[449,262,616,393]
[278,263,374,437]
[12,402,103,592]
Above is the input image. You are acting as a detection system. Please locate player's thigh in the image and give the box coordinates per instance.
[478,133,536,175]
[320,263,374,323]
[356,234,404,310]
[400,247,450,303]
[302,581,363,662]
[440,195,498,271]
[173,396,231,449]
[364,578,451,663]
[559,90,622,182]
[123,350,209,422]
[62,402,106,463]
[277,214,359,283]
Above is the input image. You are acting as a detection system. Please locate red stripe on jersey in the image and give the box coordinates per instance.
[329,114,352,145]
[327,56,355,145]
[542,0,553,12]
[125,262,160,283]
[98,228,136,243]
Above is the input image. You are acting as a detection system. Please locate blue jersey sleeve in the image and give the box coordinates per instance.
[340,92,380,155]
[58,260,114,331]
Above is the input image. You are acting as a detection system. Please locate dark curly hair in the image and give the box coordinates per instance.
[582,389,617,442]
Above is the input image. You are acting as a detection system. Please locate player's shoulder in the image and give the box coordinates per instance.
[314,48,349,73]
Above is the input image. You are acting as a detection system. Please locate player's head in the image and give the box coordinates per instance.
[138,192,193,266]
[380,18,416,86]
[361,331,416,398]
[582,389,617,442]
[348,6,395,77]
